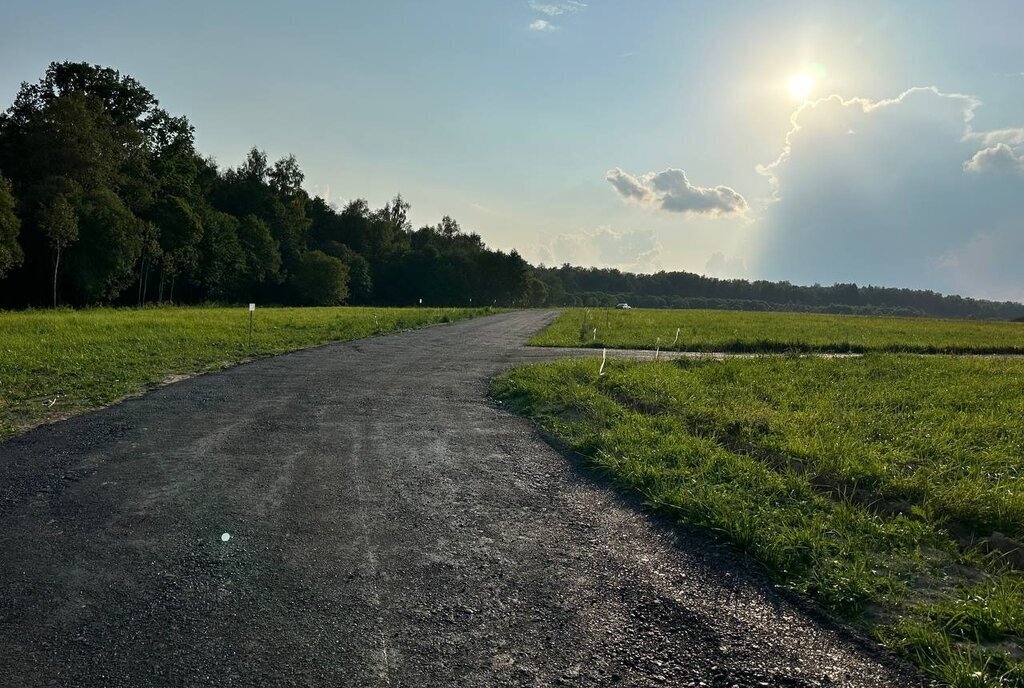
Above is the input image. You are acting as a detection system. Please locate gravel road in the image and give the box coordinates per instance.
[0,310,921,687]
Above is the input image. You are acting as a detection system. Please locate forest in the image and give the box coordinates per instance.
[1,62,1021,319]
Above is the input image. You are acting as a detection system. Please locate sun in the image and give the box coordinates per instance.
[787,73,815,100]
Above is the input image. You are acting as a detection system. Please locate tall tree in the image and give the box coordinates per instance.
[237,214,281,292]
[154,195,202,302]
[194,207,245,301]
[38,193,78,306]
[65,189,141,303]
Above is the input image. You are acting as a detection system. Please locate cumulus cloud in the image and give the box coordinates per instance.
[605,168,650,201]
[529,19,556,31]
[964,143,1024,174]
[606,168,748,217]
[530,226,662,272]
[751,86,1024,300]
[705,252,747,278]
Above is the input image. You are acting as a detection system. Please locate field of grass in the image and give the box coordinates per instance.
[531,308,1024,354]
[0,305,490,440]
[493,355,1024,687]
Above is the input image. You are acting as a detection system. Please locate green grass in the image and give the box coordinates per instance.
[492,355,1024,686]
[0,305,491,440]
[531,308,1024,354]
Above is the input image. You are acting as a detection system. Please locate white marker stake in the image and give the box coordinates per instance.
[672,327,680,346]
[655,337,661,361]
[248,303,256,349]
[599,348,607,376]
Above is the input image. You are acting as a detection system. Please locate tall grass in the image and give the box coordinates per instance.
[532,308,1024,354]
[0,305,489,439]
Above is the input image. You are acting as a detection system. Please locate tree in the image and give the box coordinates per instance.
[65,188,141,303]
[288,250,349,306]
[237,214,281,287]
[154,195,202,302]
[338,246,373,304]
[38,193,78,306]
[268,154,304,197]
[136,220,162,305]
[194,208,245,301]
[0,171,22,278]
[526,277,548,307]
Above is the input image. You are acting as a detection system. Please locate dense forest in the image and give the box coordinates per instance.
[1,62,1021,319]
[535,266,1024,319]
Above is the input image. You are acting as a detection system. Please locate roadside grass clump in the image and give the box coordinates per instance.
[0,305,490,440]
[531,308,1024,354]
[492,355,1024,686]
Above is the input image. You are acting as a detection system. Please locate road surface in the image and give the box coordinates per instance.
[0,310,920,686]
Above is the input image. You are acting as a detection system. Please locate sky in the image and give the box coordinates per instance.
[1,0,1022,300]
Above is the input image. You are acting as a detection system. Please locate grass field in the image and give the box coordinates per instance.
[493,355,1024,687]
[0,305,490,440]
[531,308,1024,354]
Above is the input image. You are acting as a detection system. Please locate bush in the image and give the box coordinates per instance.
[287,250,349,306]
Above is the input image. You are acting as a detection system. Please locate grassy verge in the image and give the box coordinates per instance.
[530,308,1024,354]
[0,305,491,440]
[492,355,1024,687]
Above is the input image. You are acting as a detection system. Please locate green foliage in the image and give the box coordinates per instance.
[533,308,1024,354]
[0,171,22,277]
[0,62,541,309]
[39,193,78,251]
[237,214,282,286]
[288,250,349,306]
[154,195,201,281]
[195,208,245,300]
[66,188,142,302]
[0,306,490,439]
[493,356,1024,686]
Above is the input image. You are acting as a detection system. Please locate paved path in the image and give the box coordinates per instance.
[0,310,921,686]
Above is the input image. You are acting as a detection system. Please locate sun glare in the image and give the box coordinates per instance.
[787,73,815,100]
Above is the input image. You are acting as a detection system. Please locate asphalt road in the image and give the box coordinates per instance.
[0,310,921,687]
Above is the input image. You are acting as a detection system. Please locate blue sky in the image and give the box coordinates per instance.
[2,1,1022,299]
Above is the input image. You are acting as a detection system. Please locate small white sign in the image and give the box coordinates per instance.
[249,303,256,312]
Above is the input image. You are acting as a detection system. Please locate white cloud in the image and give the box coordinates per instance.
[529,19,556,31]
[605,168,650,201]
[750,86,1024,300]
[529,226,662,272]
[964,143,1024,174]
[757,87,980,195]
[705,252,747,278]
[967,127,1024,148]
[606,167,748,217]
[528,1,586,16]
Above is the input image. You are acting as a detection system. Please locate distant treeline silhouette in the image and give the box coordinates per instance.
[0,62,1020,319]
[535,267,1024,319]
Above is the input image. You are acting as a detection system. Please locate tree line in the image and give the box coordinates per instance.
[535,266,1024,319]
[0,62,1020,319]
[0,62,541,309]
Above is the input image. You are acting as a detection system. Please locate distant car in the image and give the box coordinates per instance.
[615,303,631,309]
